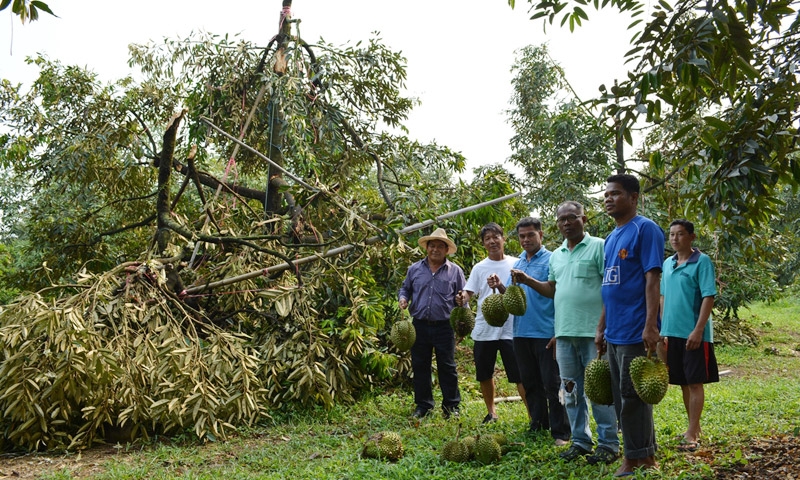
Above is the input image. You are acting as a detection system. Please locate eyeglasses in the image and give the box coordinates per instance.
[556,214,580,225]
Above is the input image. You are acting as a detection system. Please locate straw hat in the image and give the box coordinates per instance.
[418,228,457,255]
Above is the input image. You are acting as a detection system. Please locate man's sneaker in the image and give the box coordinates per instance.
[442,406,460,420]
[482,413,499,424]
[586,446,620,465]
[411,407,431,419]
[559,444,592,461]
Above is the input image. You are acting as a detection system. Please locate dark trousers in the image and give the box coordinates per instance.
[514,337,570,441]
[410,319,460,411]
[608,342,657,459]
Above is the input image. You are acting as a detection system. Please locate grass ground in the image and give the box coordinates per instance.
[1,298,799,479]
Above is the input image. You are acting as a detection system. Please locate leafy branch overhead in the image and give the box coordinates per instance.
[0,0,55,23]
[511,0,800,230]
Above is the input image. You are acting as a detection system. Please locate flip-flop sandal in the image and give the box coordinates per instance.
[677,439,699,452]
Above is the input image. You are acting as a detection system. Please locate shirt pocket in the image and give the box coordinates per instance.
[575,260,598,278]
[433,276,453,296]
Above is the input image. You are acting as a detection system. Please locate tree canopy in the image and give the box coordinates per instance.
[510,0,800,231]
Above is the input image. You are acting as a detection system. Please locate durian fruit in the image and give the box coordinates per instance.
[389,318,416,352]
[449,306,476,338]
[474,434,502,464]
[481,288,508,327]
[629,352,669,405]
[584,356,614,405]
[503,279,527,316]
[441,439,470,463]
[362,431,404,461]
[492,433,511,455]
[461,435,476,460]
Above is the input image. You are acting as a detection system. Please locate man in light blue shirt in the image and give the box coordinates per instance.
[489,217,569,445]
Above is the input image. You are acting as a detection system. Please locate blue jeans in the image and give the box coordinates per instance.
[556,337,620,453]
[608,342,657,459]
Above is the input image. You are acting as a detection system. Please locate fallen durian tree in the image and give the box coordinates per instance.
[0,1,529,452]
[0,192,519,452]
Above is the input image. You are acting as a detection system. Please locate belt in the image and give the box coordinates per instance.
[413,318,447,325]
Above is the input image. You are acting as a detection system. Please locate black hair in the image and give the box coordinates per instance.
[606,174,640,194]
[516,217,542,232]
[480,222,504,241]
[669,219,695,234]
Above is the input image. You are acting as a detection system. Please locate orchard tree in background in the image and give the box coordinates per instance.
[509,0,800,230]
[506,44,614,218]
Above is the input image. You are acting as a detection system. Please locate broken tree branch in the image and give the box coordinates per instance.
[185,191,521,294]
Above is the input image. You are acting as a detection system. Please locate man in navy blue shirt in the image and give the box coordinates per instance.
[399,228,466,419]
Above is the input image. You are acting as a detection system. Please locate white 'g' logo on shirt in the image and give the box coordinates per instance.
[603,266,620,285]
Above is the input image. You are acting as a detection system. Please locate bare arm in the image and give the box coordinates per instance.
[595,305,607,356]
[687,296,715,350]
[642,269,662,352]
[510,269,556,298]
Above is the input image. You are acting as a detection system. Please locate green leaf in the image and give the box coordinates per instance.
[704,116,731,132]
[30,1,55,16]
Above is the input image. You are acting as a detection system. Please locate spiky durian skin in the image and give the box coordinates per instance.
[363,431,404,461]
[503,284,527,315]
[441,440,470,462]
[450,306,476,337]
[585,358,614,405]
[629,356,669,404]
[390,320,416,351]
[482,293,508,327]
[474,435,502,464]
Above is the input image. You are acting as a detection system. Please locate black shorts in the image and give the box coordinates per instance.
[473,339,521,383]
[665,336,720,385]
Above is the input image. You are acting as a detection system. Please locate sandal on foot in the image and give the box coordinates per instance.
[677,439,699,452]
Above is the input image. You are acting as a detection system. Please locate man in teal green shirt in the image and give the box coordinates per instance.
[517,201,619,465]
[660,219,718,452]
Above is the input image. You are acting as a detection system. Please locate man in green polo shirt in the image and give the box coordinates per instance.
[520,201,620,465]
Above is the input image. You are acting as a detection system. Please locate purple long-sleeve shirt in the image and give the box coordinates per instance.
[399,258,466,321]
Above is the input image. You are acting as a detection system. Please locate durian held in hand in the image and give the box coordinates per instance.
[389,312,416,352]
[451,290,476,340]
[503,277,527,315]
[629,350,669,404]
[481,287,508,327]
[584,353,614,406]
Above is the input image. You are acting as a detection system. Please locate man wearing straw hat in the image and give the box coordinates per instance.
[399,227,466,420]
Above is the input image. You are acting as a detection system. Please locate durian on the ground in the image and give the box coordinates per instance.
[441,438,471,463]
[474,434,503,464]
[629,353,669,404]
[362,431,404,461]
[441,432,511,464]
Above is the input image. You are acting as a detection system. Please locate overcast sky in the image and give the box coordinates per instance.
[1,0,635,174]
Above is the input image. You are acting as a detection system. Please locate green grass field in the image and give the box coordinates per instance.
[13,298,800,479]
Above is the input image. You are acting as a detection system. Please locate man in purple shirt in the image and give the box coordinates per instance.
[399,228,466,419]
